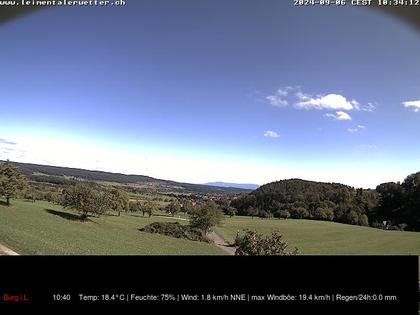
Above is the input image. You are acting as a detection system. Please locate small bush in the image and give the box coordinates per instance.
[235,230,299,256]
[140,222,209,242]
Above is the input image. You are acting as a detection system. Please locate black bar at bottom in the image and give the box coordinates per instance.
[0,255,418,313]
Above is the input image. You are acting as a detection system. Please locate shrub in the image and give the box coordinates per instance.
[140,222,209,242]
[235,230,299,256]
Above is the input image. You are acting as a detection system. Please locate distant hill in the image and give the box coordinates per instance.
[231,178,378,227]
[204,182,260,190]
[1,161,250,195]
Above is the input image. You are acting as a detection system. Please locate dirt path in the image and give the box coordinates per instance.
[207,231,236,255]
[0,243,19,256]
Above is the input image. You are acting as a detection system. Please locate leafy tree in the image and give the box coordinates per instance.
[346,210,359,225]
[189,200,223,233]
[291,207,309,219]
[142,201,154,217]
[106,188,129,216]
[258,210,272,219]
[235,230,299,256]
[129,201,142,212]
[401,173,420,230]
[246,206,259,219]
[45,191,61,204]
[375,182,405,222]
[225,206,237,217]
[359,214,369,226]
[0,161,27,206]
[277,209,290,219]
[24,188,36,203]
[90,190,112,216]
[166,200,181,217]
[143,208,153,217]
[313,207,334,221]
[183,200,199,215]
[61,183,99,220]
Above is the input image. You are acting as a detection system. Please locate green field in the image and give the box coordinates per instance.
[2,199,420,258]
[0,200,224,255]
[215,216,420,255]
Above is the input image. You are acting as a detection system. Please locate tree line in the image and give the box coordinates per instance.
[372,173,420,231]
[230,174,420,231]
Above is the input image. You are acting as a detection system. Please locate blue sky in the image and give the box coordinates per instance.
[0,1,419,188]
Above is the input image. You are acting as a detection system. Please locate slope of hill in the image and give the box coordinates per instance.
[204,182,260,190]
[231,178,378,227]
[1,161,250,195]
[0,200,224,255]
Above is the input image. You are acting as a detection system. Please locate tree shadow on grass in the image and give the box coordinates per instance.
[0,200,8,206]
[45,209,84,221]
[45,209,99,223]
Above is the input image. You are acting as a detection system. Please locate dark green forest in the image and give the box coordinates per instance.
[231,172,420,231]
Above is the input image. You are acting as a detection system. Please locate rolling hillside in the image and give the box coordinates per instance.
[1,161,250,195]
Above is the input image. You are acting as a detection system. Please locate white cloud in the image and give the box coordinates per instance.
[266,95,288,107]
[347,125,366,133]
[276,89,288,97]
[295,91,310,101]
[266,86,299,107]
[296,93,357,111]
[263,130,280,138]
[403,99,420,112]
[325,111,352,121]
[360,102,376,112]
[267,87,369,118]
[267,87,371,115]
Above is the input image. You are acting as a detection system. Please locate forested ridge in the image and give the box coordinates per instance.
[231,173,420,231]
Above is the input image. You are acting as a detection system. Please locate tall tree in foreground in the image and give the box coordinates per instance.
[189,200,223,234]
[0,161,27,206]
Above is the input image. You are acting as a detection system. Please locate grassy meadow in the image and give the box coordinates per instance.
[1,199,420,259]
[0,199,224,255]
[216,216,420,255]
